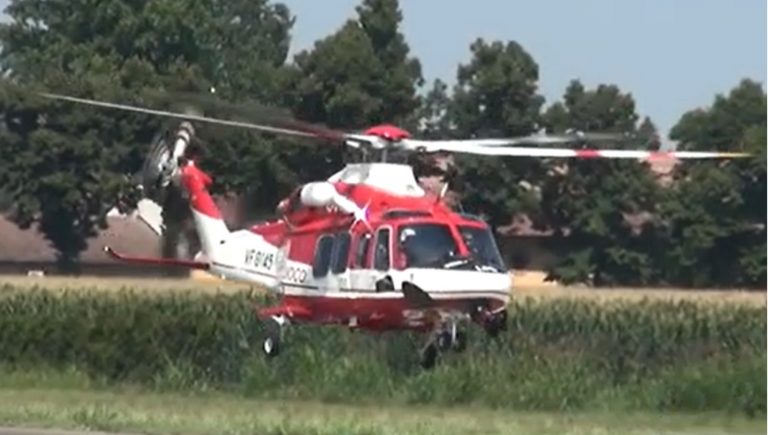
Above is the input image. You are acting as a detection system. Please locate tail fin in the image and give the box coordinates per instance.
[177,159,281,289]
[179,160,230,258]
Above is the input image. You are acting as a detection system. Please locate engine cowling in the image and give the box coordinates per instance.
[298,181,365,218]
[299,181,337,208]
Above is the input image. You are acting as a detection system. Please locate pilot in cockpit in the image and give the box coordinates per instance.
[398,224,459,269]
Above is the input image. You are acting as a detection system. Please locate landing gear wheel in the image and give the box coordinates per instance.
[485,321,501,338]
[261,318,282,358]
[420,343,439,369]
[484,311,507,338]
[262,334,280,358]
[451,330,467,353]
[436,330,452,352]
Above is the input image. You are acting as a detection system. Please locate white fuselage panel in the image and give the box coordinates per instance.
[327,163,426,197]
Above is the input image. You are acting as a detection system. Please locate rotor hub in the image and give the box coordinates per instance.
[364,124,411,141]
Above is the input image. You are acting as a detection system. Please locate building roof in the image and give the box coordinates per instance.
[0,157,689,265]
[0,214,162,263]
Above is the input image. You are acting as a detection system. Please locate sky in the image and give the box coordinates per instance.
[1,0,765,145]
[278,0,766,144]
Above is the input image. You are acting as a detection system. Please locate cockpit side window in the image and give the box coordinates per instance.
[312,234,335,278]
[354,233,372,268]
[373,228,391,271]
[458,225,506,272]
[331,232,351,274]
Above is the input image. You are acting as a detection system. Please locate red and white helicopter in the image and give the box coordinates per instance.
[41,92,748,368]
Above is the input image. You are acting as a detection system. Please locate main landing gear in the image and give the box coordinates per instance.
[481,309,507,338]
[261,315,288,358]
[419,321,469,369]
[256,306,508,370]
[418,309,507,369]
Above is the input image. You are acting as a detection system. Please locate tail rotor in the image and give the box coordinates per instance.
[137,120,198,201]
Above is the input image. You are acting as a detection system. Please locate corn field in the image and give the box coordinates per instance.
[0,284,764,415]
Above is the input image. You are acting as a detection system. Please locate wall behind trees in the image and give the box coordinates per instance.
[0,0,764,288]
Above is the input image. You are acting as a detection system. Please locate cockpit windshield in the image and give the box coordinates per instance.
[396,222,506,272]
[398,223,458,268]
[458,225,506,272]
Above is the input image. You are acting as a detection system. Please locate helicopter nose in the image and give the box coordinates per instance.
[394,270,512,302]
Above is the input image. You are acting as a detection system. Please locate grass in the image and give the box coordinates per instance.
[0,276,763,434]
[0,387,764,435]
[0,275,252,294]
[0,274,764,305]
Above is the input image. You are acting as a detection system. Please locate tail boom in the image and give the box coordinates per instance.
[179,161,281,290]
[103,246,209,269]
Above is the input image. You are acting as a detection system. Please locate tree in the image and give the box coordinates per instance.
[447,38,546,227]
[539,80,663,286]
[279,0,423,183]
[282,0,422,128]
[414,78,452,139]
[661,79,766,288]
[637,116,661,150]
[355,0,423,125]
[0,0,295,271]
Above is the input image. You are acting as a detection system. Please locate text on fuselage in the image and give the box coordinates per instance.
[244,249,274,271]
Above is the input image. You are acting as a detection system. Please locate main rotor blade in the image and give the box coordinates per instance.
[400,139,749,159]
[39,92,320,139]
[139,89,349,142]
[454,132,628,147]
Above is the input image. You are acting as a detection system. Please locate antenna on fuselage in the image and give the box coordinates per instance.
[437,182,449,204]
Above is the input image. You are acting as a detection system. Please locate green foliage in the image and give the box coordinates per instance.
[277,0,423,185]
[0,286,263,383]
[283,0,422,129]
[0,0,296,269]
[414,79,452,139]
[661,79,766,288]
[448,38,546,227]
[539,81,663,286]
[0,285,764,415]
[637,116,661,150]
[0,79,160,272]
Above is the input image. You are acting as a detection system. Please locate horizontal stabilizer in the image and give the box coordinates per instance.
[136,198,165,236]
[103,246,209,269]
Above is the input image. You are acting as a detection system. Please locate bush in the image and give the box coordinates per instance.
[0,284,764,415]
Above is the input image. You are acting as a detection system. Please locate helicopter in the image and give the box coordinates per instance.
[39,92,748,368]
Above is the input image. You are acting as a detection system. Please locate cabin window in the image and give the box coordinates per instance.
[312,235,335,278]
[398,223,458,268]
[355,233,372,268]
[331,232,352,274]
[373,228,391,271]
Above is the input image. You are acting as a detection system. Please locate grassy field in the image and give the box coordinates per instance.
[0,388,764,435]
[0,275,763,434]
[0,274,764,305]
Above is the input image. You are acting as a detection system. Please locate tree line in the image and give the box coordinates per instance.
[0,0,764,288]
